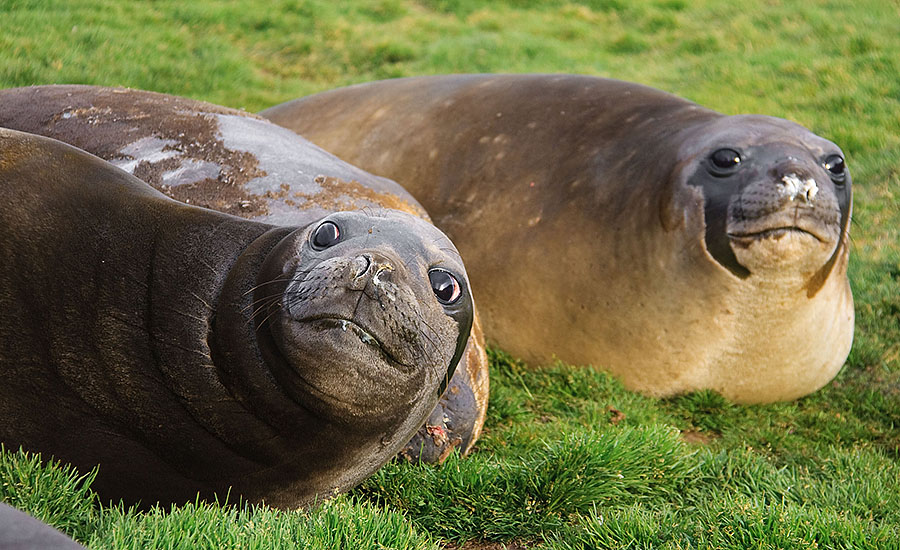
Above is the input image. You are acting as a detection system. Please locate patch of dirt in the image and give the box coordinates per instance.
[300,175,427,218]
[833,364,900,396]
[606,405,625,425]
[680,429,718,445]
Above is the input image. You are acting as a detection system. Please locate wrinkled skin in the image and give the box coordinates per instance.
[262,74,853,403]
[0,84,489,462]
[0,128,472,508]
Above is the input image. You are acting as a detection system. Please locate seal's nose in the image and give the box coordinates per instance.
[771,157,819,203]
[770,156,809,178]
[347,253,396,290]
[779,173,818,203]
[350,254,372,280]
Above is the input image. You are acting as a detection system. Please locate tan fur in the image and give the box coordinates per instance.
[262,74,854,403]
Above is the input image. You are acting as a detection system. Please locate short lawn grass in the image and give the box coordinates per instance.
[1,0,899,548]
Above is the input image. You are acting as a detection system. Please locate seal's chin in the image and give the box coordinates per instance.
[267,313,432,428]
[727,224,837,276]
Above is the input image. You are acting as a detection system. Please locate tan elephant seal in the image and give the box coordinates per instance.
[262,74,853,403]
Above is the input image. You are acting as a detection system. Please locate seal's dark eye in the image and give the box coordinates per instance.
[311,221,341,249]
[824,154,846,181]
[428,269,461,305]
[709,148,742,171]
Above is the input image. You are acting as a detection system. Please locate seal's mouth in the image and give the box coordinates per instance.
[298,315,413,371]
[728,226,825,244]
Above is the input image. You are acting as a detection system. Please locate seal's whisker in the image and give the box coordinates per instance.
[844,231,855,250]
[247,295,283,321]
[197,257,219,276]
[158,307,207,323]
[242,276,294,296]
[248,303,276,322]
[244,287,291,304]
[254,305,286,331]
[249,301,282,329]
[149,333,213,360]
[190,292,214,311]
[417,316,444,350]
[105,311,150,332]
[242,292,286,314]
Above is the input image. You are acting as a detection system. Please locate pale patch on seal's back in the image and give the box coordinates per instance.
[110,136,181,173]
[104,109,429,223]
[214,113,428,223]
[0,86,429,224]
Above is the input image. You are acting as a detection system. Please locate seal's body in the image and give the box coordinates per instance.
[0,127,473,507]
[262,74,854,403]
[0,85,488,462]
[0,503,86,550]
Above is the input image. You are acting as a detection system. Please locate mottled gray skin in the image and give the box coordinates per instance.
[0,503,86,550]
[0,128,472,508]
[0,85,489,463]
[0,86,427,223]
[262,74,854,403]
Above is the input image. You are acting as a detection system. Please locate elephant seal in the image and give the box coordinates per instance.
[0,127,473,508]
[262,74,854,403]
[0,503,86,549]
[0,85,488,462]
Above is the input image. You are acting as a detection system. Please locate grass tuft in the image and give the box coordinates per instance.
[0,445,97,542]
[357,424,696,541]
[86,496,437,550]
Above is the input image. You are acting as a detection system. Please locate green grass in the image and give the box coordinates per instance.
[2,0,900,548]
[1,447,440,549]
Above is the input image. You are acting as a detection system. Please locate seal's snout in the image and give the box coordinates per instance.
[779,173,819,203]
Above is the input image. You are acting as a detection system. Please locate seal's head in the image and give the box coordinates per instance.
[678,115,851,289]
[255,209,473,432]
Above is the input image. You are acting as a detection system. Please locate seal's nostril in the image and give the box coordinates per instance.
[780,173,818,202]
[350,255,372,279]
[373,264,393,285]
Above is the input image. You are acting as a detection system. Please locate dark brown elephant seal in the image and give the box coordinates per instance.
[262,74,854,403]
[0,503,86,550]
[0,127,473,508]
[0,85,488,463]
